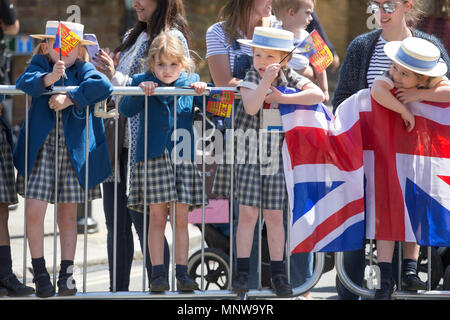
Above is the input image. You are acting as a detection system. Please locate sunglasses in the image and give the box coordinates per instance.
[368,1,406,14]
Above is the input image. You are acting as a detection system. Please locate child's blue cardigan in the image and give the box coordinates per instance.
[120,71,203,163]
[14,54,114,189]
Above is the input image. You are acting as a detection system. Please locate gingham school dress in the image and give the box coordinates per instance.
[16,112,102,203]
[0,123,18,204]
[212,67,310,211]
[127,149,206,214]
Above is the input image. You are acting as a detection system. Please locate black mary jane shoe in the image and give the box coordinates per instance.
[33,273,55,298]
[150,274,170,292]
[0,273,35,297]
[176,273,199,292]
[270,273,293,297]
[374,278,395,300]
[232,272,250,294]
[57,276,78,296]
[402,272,427,291]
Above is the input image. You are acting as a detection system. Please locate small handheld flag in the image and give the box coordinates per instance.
[53,21,81,57]
[297,30,334,74]
[206,90,234,118]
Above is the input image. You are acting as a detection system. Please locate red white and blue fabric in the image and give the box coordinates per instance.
[363,89,450,247]
[281,86,450,253]
[280,87,366,253]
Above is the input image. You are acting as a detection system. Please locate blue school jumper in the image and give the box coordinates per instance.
[14,54,113,189]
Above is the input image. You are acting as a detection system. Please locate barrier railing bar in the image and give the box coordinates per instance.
[171,96,177,291]
[200,95,206,291]
[113,104,119,293]
[22,95,29,285]
[83,106,90,293]
[53,111,59,287]
[142,91,148,292]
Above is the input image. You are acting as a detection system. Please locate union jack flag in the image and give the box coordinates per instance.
[280,87,366,253]
[281,87,450,253]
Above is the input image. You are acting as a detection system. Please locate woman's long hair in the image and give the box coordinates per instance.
[219,0,258,44]
[115,0,191,54]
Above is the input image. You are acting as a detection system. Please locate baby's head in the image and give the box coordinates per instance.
[272,0,315,30]
[147,32,195,84]
[30,21,95,67]
[384,37,447,89]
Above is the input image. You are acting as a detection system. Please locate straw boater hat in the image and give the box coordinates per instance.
[237,27,304,53]
[384,37,448,77]
[30,21,97,46]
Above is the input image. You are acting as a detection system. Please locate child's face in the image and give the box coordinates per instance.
[389,62,426,89]
[42,39,82,68]
[253,47,285,78]
[292,0,315,29]
[152,54,185,84]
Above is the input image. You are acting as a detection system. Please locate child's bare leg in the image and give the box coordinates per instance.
[402,242,420,260]
[168,202,189,266]
[263,209,285,261]
[148,203,168,267]
[25,199,48,258]
[376,240,395,263]
[236,205,259,258]
[57,203,78,261]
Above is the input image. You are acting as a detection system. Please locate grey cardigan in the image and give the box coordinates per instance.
[332,29,450,113]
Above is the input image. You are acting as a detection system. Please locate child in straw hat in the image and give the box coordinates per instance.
[229,26,324,297]
[14,20,113,298]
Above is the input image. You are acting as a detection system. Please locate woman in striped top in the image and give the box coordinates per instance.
[331,0,450,300]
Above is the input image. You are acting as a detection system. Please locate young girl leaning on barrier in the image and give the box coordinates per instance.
[119,31,208,293]
[14,21,113,298]
[370,37,450,299]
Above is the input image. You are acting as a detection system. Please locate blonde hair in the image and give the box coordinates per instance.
[272,0,316,20]
[147,32,195,74]
[405,0,426,28]
[29,39,88,63]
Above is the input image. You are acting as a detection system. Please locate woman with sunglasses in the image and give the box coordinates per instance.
[332,0,450,300]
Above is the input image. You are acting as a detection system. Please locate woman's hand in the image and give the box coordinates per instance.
[93,49,119,80]
[139,81,158,96]
[49,94,73,112]
[190,81,207,95]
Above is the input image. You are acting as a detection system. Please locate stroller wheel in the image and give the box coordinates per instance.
[188,248,230,290]
[443,266,450,291]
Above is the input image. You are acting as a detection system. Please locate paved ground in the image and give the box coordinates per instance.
[7,193,339,299]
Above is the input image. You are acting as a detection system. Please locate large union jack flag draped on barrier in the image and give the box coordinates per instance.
[280,87,450,253]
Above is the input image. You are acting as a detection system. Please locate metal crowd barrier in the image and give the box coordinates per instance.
[0,84,325,300]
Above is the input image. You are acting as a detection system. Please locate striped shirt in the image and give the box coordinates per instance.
[206,22,253,73]
[366,36,392,87]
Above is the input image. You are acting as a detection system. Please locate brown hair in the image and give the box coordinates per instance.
[147,32,195,74]
[115,0,191,54]
[405,0,426,28]
[219,0,271,44]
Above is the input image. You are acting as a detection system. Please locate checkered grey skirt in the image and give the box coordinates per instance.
[0,125,18,204]
[128,149,207,213]
[16,115,102,203]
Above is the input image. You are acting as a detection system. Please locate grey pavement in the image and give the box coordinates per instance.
[7,190,338,299]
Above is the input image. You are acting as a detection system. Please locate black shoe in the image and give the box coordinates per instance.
[402,272,427,291]
[33,273,55,298]
[270,274,293,297]
[150,274,169,292]
[374,278,394,300]
[232,272,249,293]
[0,287,7,297]
[176,273,199,292]
[0,273,35,297]
[57,276,77,296]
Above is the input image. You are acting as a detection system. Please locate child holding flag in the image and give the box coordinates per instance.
[272,0,330,103]
[370,37,449,299]
[14,21,113,297]
[120,32,207,292]
[226,27,324,296]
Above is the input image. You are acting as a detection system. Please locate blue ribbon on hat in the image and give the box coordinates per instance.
[396,46,440,70]
[252,33,294,49]
[45,26,83,39]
